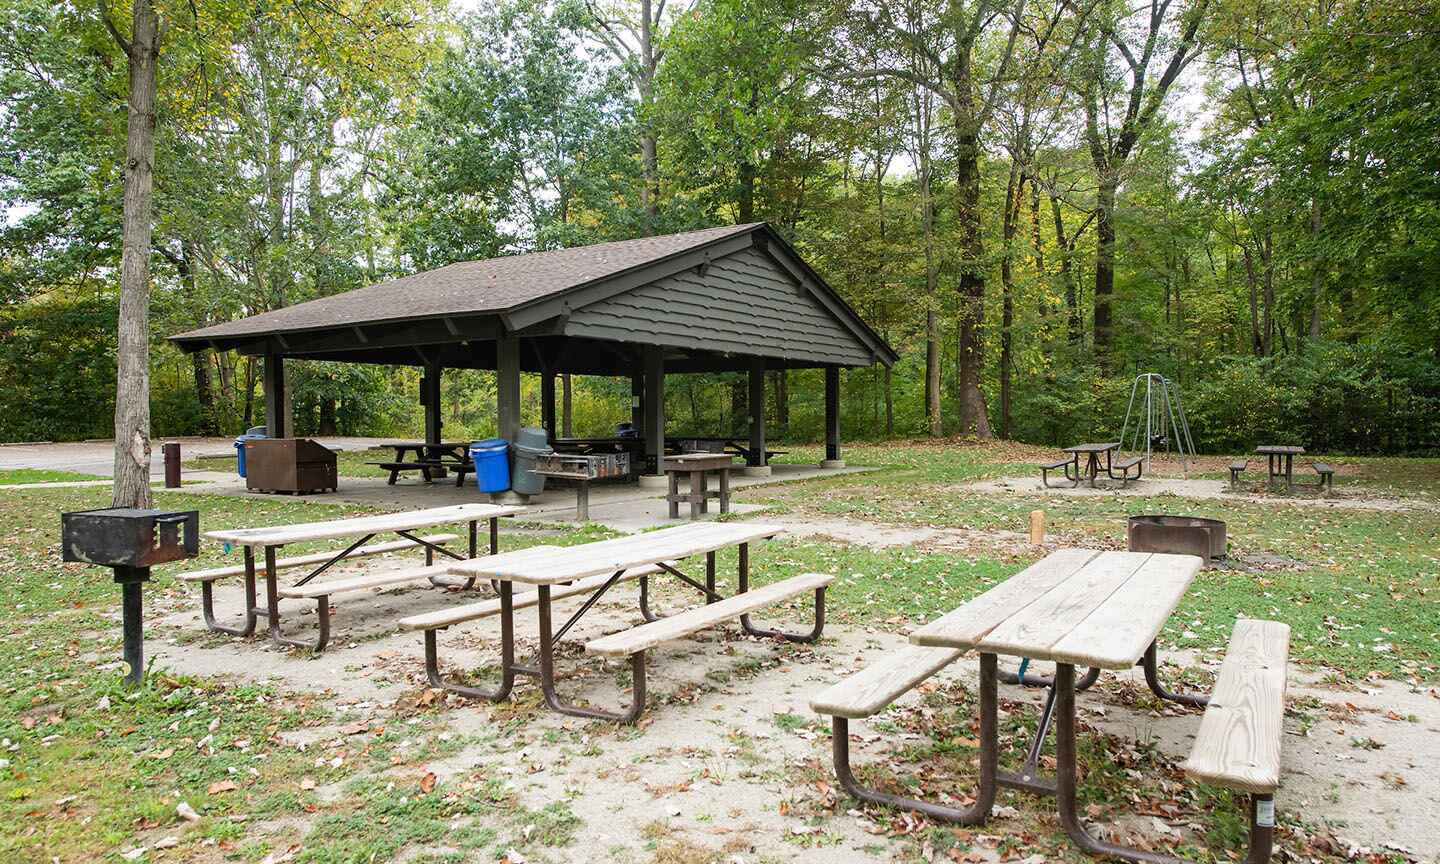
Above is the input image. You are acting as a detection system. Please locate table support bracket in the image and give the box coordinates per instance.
[738,543,826,643]
[1140,641,1210,708]
[422,581,515,701]
[199,546,258,637]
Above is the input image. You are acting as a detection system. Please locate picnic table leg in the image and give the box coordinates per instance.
[831,652,998,824]
[719,468,730,514]
[689,470,703,519]
[1054,663,1181,864]
[263,545,330,652]
[423,581,516,701]
[706,551,717,604]
[200,547,259,637]
[737,542,826,643]
[1285,455,1294,492]
[1139,641,1209,708]
[576,481,589,522]
[535,584,646,723]
[667,472,680,519]
[698,470,709,515]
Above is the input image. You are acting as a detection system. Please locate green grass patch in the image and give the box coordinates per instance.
[0,467,107,484]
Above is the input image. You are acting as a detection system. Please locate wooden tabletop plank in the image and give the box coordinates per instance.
[448,521,784,585]
[976,551,1151,663]
[1047,553,1203,669]
[203,503,524,547]
[909,548,1101,649]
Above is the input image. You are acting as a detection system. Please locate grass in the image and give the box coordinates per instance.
[3,440,1436,861]
[0,468,107,484]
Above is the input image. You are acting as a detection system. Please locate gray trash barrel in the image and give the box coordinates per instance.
[510,427,554,496]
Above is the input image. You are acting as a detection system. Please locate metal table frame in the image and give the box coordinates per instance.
[424,532,823,723]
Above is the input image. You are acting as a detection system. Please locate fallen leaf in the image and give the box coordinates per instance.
[419,773,436,794]
[207,781,238,795]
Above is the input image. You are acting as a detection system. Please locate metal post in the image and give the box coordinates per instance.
[162,442,181,488]
[119,573,146,685]
[748,356,766,469]
[263,354,286,438]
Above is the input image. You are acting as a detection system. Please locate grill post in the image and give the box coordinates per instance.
[117,569,147,685]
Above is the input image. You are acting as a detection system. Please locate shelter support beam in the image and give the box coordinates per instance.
[263,354,286,439]
[748,357,766,468]
[824,366,841,466]
[541,371,557,441]
[497,336,521,443]
[423,362,443,447]
[644,346,665,477]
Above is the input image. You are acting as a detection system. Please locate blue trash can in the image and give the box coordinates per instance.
[470,438,511,492]
[234,429,268,478]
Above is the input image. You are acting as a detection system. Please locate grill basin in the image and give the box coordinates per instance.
[1127,515,1226,561]
[61,507,199,685]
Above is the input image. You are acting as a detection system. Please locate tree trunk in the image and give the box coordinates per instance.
[109,0,160,509]
[1051,193,1081,344]
[317,398,337,436]
[999,162,1020,439]
[190,352,217,436]
[1092,174,1117,363]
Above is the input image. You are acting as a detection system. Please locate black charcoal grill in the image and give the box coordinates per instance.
[61,508,199,684]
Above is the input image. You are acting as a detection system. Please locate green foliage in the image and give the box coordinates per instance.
[0,295,117,441]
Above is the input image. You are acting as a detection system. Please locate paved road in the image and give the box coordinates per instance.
[0,437,390,478]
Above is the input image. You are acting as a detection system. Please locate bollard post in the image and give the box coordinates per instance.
[163,441,181,488]
[1029,510,1045,545]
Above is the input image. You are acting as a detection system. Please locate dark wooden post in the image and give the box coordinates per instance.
[747,357,766,469]
[541,371,557,442]
[643,345,665,478]
[496,336,521,443]
[630,372,644,435]
[263,354,286,438]
[422,362,443,447]
[823,366,842,467]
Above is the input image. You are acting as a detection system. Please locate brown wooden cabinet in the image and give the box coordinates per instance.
[245,438,337,494]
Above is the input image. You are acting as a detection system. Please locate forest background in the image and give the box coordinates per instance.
[3,0,1437,456]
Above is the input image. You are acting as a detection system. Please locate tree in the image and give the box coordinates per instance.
[1079,0,1209,363]
[100,0,161,508]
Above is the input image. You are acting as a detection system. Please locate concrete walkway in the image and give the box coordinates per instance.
[172,462,873,532]
[0,436,393,479]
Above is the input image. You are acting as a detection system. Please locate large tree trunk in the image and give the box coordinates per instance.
[109,0,160,508]
[1051,194,1081,344]
[999,162,1020,439]
[955,122,991,438]
[317,398,337,436]
[1092,174,1117,363]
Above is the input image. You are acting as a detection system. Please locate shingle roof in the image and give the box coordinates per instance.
[172,223,760,342]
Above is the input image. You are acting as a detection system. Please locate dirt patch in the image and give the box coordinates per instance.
[147,558,1438,862]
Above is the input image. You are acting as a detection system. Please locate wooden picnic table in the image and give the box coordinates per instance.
[373,441,473,484]
[663,453,735,519]
[1061,442,1119,487]
[439,521,821,722]
[1254,445,1305,492]
[202,503,522,651]
[908,548,1206,861]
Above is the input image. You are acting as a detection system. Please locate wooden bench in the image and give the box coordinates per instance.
[1229,459,1248,490]
[1311,461,1334,491]
[1040,456,1078,488]
[809,645,973,820]
[1182,618,1290,861]
[1110,455,1143,487]
[174,534,457,585]
[176,534,457,639]
[368,461,438,485]
[532,469,593,520]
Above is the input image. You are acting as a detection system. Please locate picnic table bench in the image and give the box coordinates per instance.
[197,503,521,651]
[410,522,830,723]
[1255,444,1304,492]
[811,548,1290,862]
[1230,458,1249,490]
